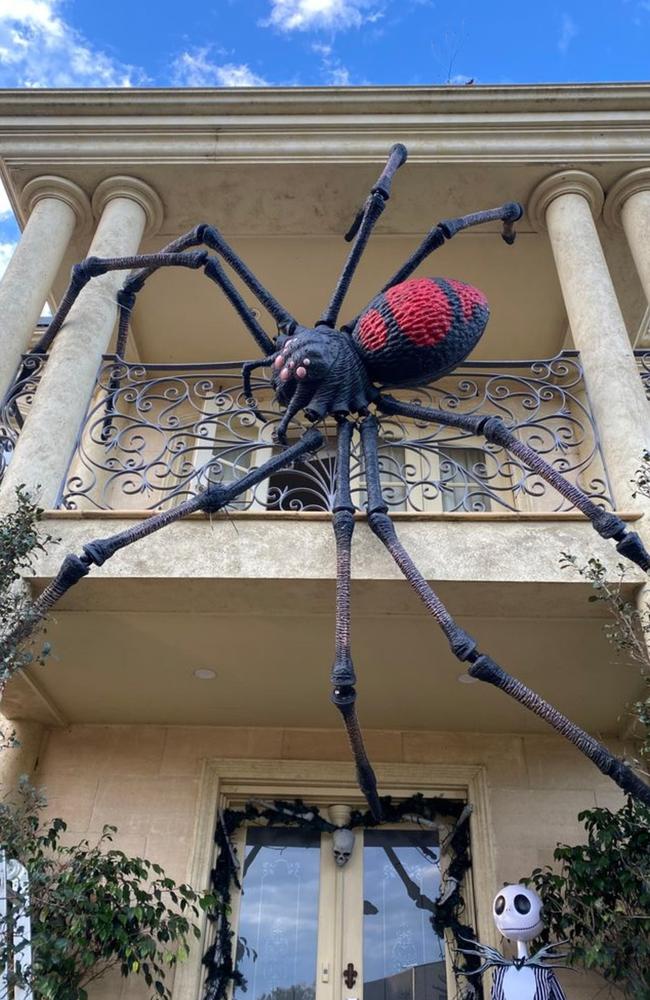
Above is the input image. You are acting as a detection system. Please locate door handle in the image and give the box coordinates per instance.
[343,963,358,989]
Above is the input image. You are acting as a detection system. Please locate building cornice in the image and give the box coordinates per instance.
[1,83,650,117]
[2,84,650,170]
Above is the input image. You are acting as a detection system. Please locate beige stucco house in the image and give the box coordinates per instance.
[0,83,649,999]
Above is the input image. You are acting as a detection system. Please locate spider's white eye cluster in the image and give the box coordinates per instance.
[492,884,544,941]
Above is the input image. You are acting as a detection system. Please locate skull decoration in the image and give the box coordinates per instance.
[332,827,355,867]
[493,884,544,943]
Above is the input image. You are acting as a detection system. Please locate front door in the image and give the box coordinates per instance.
[230,816,453,1000]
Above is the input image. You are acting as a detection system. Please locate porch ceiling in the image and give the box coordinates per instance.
[5,514,642,732]
[4,580,639,735]
[45,160,568,364]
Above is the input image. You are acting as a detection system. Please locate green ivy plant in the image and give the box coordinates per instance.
[0,485,56,747]
[0,780,216,1000]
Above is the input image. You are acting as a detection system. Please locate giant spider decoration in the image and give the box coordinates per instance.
[11,143,650,817]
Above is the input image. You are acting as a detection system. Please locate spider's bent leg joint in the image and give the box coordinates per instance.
[478,415,511,443]
[467,653,504,684]
[83,538,121,567]
[197,484,229,515]
[70,257,108,287]
[331,683,357,708]
[367,509,479,662]
[501,201,525,244]
[196,222,220,245]
[614,530,650,571]
[116,287,137,311]
[480,416,650,572]
[58,553,93,587]
[372,142,408,198]
[439,200,524,244]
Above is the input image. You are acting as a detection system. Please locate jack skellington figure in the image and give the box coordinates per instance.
[9,143,650,819]
[460,885,568,1000]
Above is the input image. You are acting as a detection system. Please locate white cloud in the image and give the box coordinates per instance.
[328,65,351,84]
[311,42,352,84]
[558,12,578,54]
[172,49,268,87]
[264,0,383,32]
[0,0,144,87]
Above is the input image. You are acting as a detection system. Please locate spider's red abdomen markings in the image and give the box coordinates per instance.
[357,307,388,353]
[384,277,453,346]
[446,278,488,321]
[351,276,490,387]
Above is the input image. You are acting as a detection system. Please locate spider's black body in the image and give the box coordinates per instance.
[12,142,650,819]
[270,275,490,436]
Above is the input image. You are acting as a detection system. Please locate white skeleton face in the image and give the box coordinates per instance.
[332,828,355,867]
[493,884,544,942]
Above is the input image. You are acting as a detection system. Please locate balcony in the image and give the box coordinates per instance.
[1,350,613,515]
[3,347,646,735]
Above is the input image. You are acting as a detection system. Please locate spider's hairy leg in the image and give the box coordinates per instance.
[28,233,285,368]
[385,202,523,292]
[5,428,323,651]
[330,418,382,821]
[343,201,523,332]
[114,223,296,356]
[360,413,650,807]
[115,250,276,358]
[377,394,650,573]
[319,143,408,331]
[16,250,213,396]
[196,224,295,331]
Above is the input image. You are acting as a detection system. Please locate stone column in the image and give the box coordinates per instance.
[529,171,650,511]
[0,176,91,403]
[0,176,163,509]
[604,168,650,310]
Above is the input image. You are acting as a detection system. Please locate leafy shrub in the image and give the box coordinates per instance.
[0,780,216,1000]
[529,798,649,998]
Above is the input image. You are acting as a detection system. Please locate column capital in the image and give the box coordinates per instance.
[20,175,92,235]
[528,170,604,231]
[92,175,164,238]
[603,167,650,228]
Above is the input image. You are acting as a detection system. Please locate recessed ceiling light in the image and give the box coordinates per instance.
[193,668,217,680]
[457,672,478,685]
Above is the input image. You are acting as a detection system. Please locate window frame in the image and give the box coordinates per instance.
[172,759,497,1000]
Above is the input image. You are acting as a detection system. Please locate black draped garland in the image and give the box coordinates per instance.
[202,793,484,1000]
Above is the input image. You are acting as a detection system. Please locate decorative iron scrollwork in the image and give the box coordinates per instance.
[0,354,46,487]
[54,351,611,513]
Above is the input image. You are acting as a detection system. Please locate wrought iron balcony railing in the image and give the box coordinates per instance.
[0,353,46,485]
[47,351,611,514]
[635,348,650,400]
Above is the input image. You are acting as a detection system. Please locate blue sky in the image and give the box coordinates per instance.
[0,0,649,270]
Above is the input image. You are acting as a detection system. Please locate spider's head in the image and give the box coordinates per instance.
[272,325,335,401]
[270,324,376,430]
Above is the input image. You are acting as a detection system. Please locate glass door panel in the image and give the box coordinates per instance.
[233,827,322,1000]
[362,829,447,1000]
